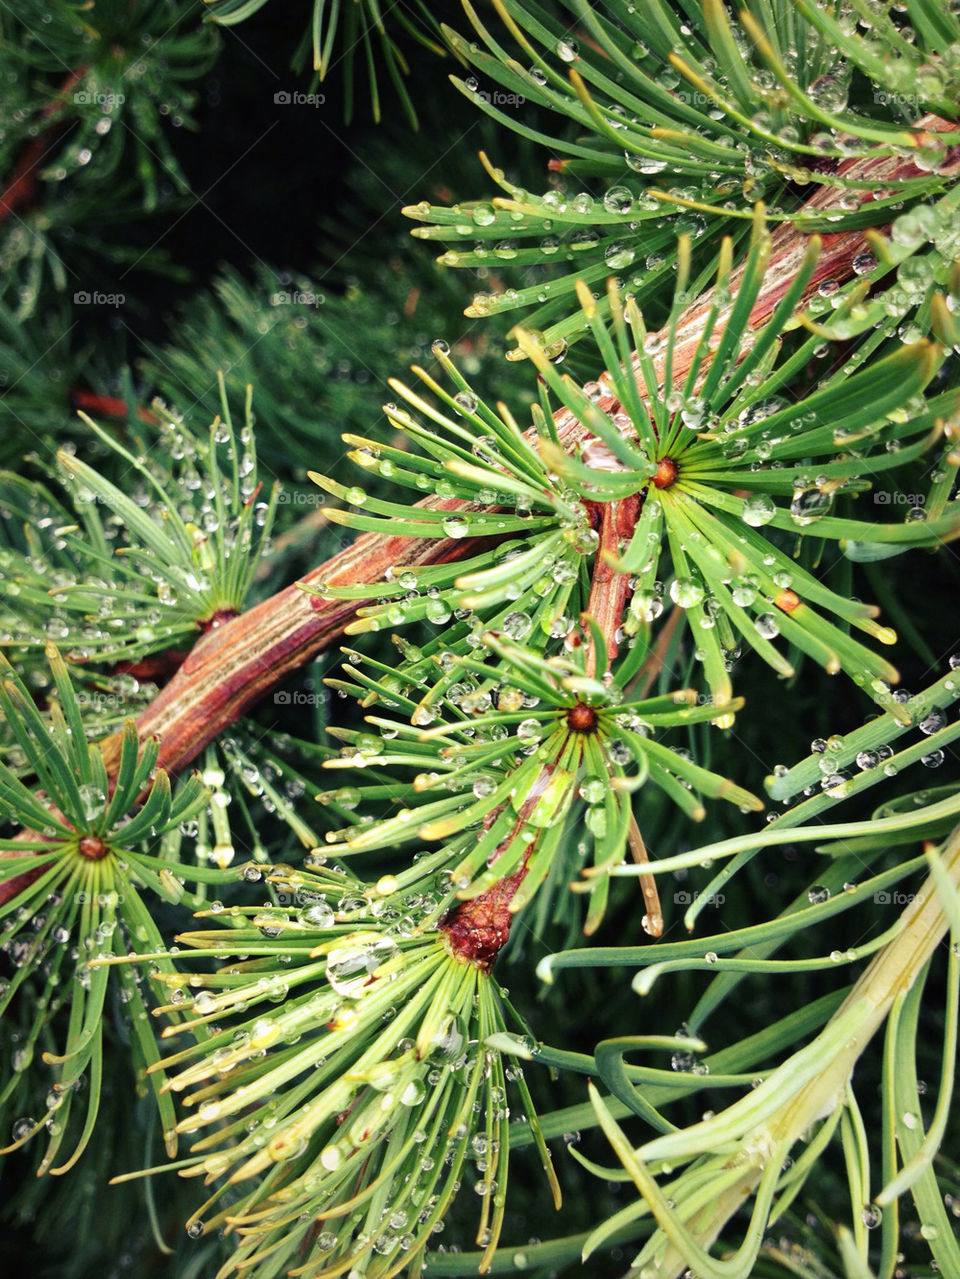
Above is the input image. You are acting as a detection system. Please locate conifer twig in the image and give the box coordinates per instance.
[78,118,960,787]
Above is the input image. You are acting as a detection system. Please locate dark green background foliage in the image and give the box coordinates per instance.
[1,3,959,1278]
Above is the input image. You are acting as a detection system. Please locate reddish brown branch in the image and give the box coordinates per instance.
[98,506,491,776]
[440,763,561,964]
[0,69,87,229]
[69,389,159,425]
[582,493,642,676]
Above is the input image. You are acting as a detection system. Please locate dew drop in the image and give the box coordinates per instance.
[400,1078,426,1106]
[741,494,776,527]
[299,901,335,928]
[454,390,479,414]
[754,613,780,639]
[669,578,705,608]
[919,709,946,735]
[603,185,633,214]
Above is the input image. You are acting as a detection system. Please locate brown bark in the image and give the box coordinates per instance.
[583,494,642,675]
[98,505,490,775]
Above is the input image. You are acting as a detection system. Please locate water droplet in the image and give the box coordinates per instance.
[299,901,335,928]
[604,242,635,269]
[503,611,533,640]
[10,1117,35,1142]
[626,152,667,175]
[790,487,832,525]
[669,578,705,608]
[919,709,946,735]
[603,185,633,214]
[332,787,362,811]
[473,774,497,799]
[754,613,780,639]
[516,718,540,742]
[424,597,452,625]
[578,776,606,804]
[861,1203,882,1229]
[454,390,479,414]
[401,1079,426,1106]
[731,575,759,607]
[742,494,776,527]
[326,938,399,997]
[78,783,106,821]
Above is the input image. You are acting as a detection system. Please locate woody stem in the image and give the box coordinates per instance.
[582,494,642,679]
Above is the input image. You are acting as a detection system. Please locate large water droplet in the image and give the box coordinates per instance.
[326,938,399,997]
[741,494,776,527]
